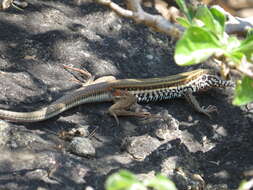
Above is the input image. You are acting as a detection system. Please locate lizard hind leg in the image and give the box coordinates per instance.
[63,65,94,85]
[63,65,116,85]
[108,91,151,126]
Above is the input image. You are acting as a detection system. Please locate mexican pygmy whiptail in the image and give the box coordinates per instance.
[0,68,234,124]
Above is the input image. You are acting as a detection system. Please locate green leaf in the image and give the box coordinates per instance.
[174,26,222,66]
[229,51,244,63]
[247,28,253,38]
[232,35,253,61]
[238,179,253,190]
[238,180,247,190]
[226,36,242,58]
[237,35,253,53]
[227,36,241,51]
[195,6,216,34]
[210,7,226,35]
[175,0,193,21]
[176,17,191,28]
[105,170,146,190]
[144,175,177,190]
[233,76,253,105]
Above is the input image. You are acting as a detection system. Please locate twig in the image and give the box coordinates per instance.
[94,0,183,38]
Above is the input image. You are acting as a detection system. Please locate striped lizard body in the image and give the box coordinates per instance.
[0,69,234,124]
[112,69,233,102]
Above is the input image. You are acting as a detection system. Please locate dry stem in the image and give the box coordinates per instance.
[94,0,183,38]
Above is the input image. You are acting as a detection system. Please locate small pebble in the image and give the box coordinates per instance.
[146,54,153,60]
[68,137,95,157]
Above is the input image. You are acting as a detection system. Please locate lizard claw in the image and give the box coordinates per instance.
[138,113,164,124]
[200,105,218,119]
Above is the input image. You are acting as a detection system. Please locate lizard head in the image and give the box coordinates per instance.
[206,74,234,88]
[192,73,234,93]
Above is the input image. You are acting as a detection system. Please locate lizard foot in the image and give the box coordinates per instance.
[200,105,218,119]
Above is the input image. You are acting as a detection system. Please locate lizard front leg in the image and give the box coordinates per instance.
[184,91,218,118]
[108,90,151,125]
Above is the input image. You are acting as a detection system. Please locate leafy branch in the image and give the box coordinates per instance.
[174,0,253,105]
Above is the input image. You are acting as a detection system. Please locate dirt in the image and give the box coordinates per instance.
[0,1,252,190]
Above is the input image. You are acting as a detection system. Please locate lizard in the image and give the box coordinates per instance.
[0,68,234,125]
